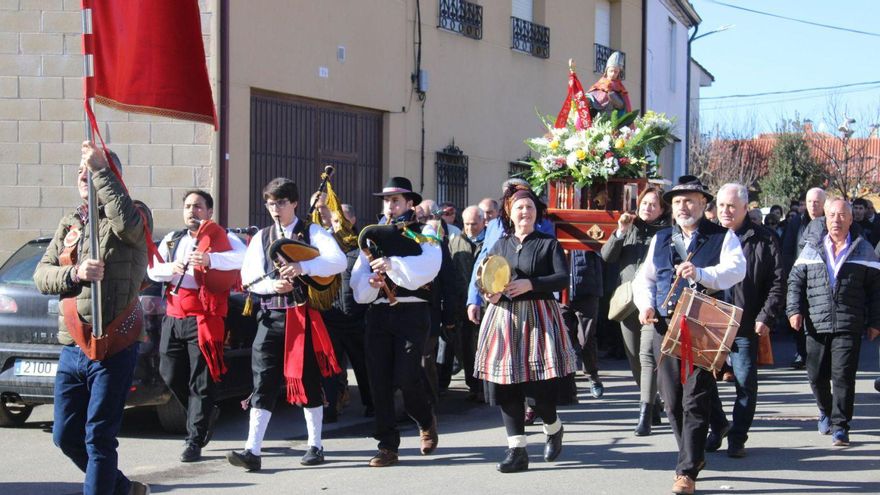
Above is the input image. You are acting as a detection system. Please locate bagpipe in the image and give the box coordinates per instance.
[357,220,439,305]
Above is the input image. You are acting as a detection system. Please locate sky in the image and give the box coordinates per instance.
[691,0,880,137]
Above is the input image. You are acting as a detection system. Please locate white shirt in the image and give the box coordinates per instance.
[351,223,442,304]
[632,227,746,313]
[148,229,247,289]
[240,218,346,295]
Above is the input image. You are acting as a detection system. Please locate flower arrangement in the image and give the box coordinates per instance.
[524,110,675,193]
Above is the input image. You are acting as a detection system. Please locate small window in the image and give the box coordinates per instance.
[436,144,469,210]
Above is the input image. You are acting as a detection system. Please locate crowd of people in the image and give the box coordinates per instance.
[35,142,880,495]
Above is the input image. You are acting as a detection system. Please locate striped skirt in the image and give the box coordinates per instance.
[474,298,577,385]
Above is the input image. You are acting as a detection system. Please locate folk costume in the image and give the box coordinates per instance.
[230,215,346,470]
[632,176,746,492]
[350,177,442,467]
[148,220,246,459]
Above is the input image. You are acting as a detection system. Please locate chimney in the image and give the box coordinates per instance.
[803,119,813,133]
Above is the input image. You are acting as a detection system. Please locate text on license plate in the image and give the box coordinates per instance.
[14,359,57,377]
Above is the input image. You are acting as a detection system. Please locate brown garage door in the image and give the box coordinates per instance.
[249,91,383,229]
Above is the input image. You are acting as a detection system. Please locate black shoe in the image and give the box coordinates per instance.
[180,443,202,463]
[652,401,663,426]
[497,447,529,473]
[635,402,652,437]
[363,405,375,418]
[727,444,747,458]
[226,449,261,471]
[791,355,806,370]
[301,446,325,466]
[200,405,221,448]
[544,425,564,461]
[705,424,730,452]
[874,377,880,393]
[128,481,150,495]
[590,381,605,399]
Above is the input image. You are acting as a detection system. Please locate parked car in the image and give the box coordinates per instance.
[0,238,258,432]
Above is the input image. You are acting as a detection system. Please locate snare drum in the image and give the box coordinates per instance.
[660,287,743,374]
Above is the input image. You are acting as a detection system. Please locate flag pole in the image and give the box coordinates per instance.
[81,5,102,338]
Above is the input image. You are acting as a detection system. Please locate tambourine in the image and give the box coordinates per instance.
[476,255,511,295]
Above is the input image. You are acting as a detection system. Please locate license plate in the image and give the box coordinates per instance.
[14,359,58,377]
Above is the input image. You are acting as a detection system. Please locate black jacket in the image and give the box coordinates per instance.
[569,249,603,300]
[786,222,880,334]
[321,247,367,330]
[730,220,785,338]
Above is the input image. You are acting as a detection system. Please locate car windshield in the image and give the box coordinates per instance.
[0,242,46,286]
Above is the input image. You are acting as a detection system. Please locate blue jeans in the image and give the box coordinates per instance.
[53,343,139,495]
[708,335,758,448]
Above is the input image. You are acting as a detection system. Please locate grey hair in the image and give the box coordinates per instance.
[462,205,484,221]
[824,196,852,214]
[806,187,826,201]
[718,183,749,206]
[479,197,499,210]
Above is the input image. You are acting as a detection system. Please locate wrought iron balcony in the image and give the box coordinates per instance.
[438,0,483,40]
[511,17,550,59]
[594,43,625,79]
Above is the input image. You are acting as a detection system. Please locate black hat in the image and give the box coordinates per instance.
[373,176,422,205]
[662,174,713,203]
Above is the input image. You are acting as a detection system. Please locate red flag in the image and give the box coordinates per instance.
[83,0,217,128]
[554,68,592,130]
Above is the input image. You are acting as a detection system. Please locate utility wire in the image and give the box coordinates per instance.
[701,84,880,112]
[701,80,880,100]
[705,0,880,38]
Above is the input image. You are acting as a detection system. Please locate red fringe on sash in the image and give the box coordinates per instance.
[283,306,341,405]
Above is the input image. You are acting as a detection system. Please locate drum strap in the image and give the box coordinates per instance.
[671,232,689,264]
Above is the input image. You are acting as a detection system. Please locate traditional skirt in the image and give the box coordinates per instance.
[474,298,577,385]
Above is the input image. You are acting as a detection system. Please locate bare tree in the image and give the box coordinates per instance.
[690,121,766,194]
[808,98,880,200]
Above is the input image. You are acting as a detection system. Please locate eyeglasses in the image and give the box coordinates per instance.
[265,199,290,209]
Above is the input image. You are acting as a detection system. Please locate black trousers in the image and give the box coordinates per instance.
[323,315,373,410]
[805,332,861,433]
[159,315,216,445]
[249,309,324,411]
[365,303,434,452]
[454,319,481,393]
[654,330,714,480]
[567,297,600,380]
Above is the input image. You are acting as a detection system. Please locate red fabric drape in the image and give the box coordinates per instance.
[588,77,632,113]
[554,69,592,130]
[83,0,217,128]
[679,314,694,384]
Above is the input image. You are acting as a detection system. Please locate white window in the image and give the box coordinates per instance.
[512,0,533,22]
[668,17,677,91]
[595,0,611,46]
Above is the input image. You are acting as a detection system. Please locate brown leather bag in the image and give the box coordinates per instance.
[61,297,143,362]
[757,333,774,366]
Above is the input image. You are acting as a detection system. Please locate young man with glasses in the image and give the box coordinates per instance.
[227,177,346,471]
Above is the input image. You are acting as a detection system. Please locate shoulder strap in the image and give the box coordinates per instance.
[168,229,189,261]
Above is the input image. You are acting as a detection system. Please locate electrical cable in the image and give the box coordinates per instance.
[705,0,880,38]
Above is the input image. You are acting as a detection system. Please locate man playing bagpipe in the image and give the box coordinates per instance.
[351,177,442,467]
[228,177,346,471]
[148,190,246,463]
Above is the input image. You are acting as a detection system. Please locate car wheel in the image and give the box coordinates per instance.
[0,399,34,427]
[155,398,187,434]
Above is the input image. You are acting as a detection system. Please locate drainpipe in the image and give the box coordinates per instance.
[218,0,230,225]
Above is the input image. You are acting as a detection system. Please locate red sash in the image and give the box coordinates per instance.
[283,306,341,405]
[166,287,228,382]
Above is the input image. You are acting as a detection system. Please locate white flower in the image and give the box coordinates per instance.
[619,126,632,138]
[530,137,550,147]
[566,151,581,168]
[597,135,612,153]
[603,156,619,174]
[549,127,567,139]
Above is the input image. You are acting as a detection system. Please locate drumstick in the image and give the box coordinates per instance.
[661,252,695,309]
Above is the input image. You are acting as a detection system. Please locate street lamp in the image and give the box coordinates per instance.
[691,24,735,42]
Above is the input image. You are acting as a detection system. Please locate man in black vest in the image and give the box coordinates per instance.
[351,177,442,467]
[228,178,346,471]
[149,190,246,462]
[632,176,746,495]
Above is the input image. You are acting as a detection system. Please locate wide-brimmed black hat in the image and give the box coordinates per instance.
[373,176,422,205]
[662,175,713,203]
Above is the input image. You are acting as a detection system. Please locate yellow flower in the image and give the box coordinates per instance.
[615,138,626,149]
[575,149,587,161]
[549,140,560,150]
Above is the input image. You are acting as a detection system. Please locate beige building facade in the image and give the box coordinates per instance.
[0,0,643,262]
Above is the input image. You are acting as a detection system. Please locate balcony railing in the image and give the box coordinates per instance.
[436,143,469,208]
[594,43,625,79]
[438,0,483,40]
[511,17,550,59]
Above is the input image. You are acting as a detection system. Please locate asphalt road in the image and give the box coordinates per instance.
[1,336,878,495]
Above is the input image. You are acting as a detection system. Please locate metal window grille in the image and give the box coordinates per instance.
[438,0,483,40]
[594,43,625,79]
[510,16,550,59]
[509,152,532,178]
[436,143,468,209]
